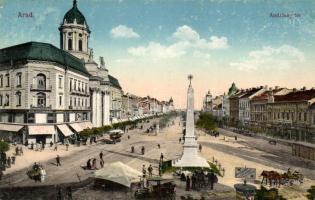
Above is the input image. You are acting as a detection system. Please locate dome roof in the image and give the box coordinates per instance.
[63,0,88,27]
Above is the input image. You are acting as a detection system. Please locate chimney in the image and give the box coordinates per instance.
[275,86,279,89]
[268,89,274,103]
[293,88,297,92]
[301,86,306,90]
[264,85,268,89]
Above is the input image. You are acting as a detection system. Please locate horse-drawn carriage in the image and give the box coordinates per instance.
[261,169,303,187]
[26,163,46,182]
[134,177,176,200]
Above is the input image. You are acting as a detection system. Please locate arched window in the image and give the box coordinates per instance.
[78,40,83,51]
[68,38,73,50]
[36,73,46,89]
[37,92,46,107]
[16,91,21,106]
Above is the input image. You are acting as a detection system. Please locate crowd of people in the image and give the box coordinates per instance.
[183,170,218,191]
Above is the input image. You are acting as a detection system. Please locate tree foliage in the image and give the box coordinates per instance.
[0,141,9,153]
[306,185,315,200]
[195,112,217,131]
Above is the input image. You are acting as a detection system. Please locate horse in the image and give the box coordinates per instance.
[261,170,282,187]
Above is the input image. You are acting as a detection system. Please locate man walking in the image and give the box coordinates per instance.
[160,153,164,163]
[99,151,103,161]
[56,155,61,166]
[148,164,153,177]
[66,143,69,151]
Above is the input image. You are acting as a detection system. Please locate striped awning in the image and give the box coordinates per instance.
[56,124,74,137]
[28,125,55,135]
[0,124,23,132]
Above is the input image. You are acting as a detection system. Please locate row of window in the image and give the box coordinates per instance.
[69,78,88,93]
[67,38,83,51]
[0,73,21,88]
[268,111,309,122]
[0,112,89,123]
[239,101,250,109]
[70,97,89,108]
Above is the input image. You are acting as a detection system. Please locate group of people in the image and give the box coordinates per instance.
[86,151,104,170]
[130,146,146,155]
[183,170,218,191]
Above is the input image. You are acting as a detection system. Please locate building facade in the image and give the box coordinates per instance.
[266,88,315,143]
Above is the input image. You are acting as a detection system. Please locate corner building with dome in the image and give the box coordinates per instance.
[0,0,122,145]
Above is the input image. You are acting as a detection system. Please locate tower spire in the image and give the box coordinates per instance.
[73,0,77,7]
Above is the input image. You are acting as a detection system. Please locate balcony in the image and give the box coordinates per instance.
[30,84,52,92]
[30,104,52,109]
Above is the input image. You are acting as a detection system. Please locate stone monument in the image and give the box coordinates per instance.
[173,75,209,168]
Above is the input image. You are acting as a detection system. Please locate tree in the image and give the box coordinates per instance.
[196,112,217,132]
[306,185,315,200]
[0,141,9,153]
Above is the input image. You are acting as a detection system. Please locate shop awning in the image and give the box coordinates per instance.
[0,124,24,132]
[69,123,84,132]
[56,124,74,137]
[81,121,93,130]
[28,125,55,135]
[69,122,93,133]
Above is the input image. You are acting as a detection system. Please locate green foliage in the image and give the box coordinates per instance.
[0,141,9,153]
[255,185,287,200]
[196,112,217,131]
[306,185,315,200]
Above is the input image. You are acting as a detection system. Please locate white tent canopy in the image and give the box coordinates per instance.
[93,162,142,187]
[109,129,124,134]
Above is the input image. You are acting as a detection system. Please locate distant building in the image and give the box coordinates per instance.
[250,87,291,130]
[266,88,315,143]
[239,87,266,125]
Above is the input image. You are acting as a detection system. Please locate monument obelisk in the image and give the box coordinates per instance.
[173,75,209,168]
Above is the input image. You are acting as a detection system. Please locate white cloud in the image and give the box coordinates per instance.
[230,45,305,71]
[110,25,140,39]
[173,25,200,41]
[128,41,190,59]
[128,25,228,59]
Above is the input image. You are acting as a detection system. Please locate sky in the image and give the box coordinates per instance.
[0,0,315,109]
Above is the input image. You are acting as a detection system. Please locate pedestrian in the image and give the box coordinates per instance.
[186,175,191,191]
[148,164,153,177]
[54,144,58,151]
[15,146,19,156]
[179,138,181,143]
[142,164,146,177]
[92,158,97,169]
[199,144,202,152]
[141,146,145,155]
[191,174,196,190]
[56,155,61,166]
[235,136,237,141]
[209,171,216,190]
[131,146,134,153]
[0,170,3,180]
[66,143,69,151]
[222,168,225,176]
[100,159,104,168]
[160,153,164,163]
[127,135,130,139]
[7,157,11,168]
[157,144,160,149]
[31,142,34,150]
[87,159,91,170]
[11,156,15,165]
[99,151,103,161]
[50,141,53,147]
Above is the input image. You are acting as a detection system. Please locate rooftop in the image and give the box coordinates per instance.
[0,41,89,75]
[274,89,315,102]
